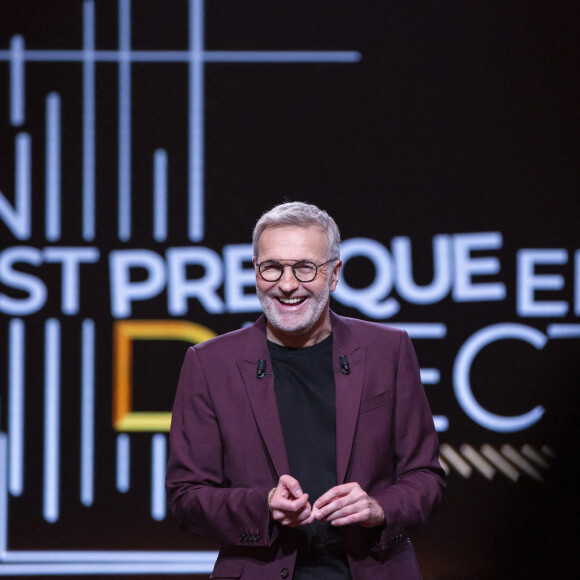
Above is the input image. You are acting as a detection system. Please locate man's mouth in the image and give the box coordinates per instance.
[277,297,306,306]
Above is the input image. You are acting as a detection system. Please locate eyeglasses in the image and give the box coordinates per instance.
[256,258,338,283]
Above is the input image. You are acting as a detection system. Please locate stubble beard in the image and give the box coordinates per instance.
[257,285,331,336]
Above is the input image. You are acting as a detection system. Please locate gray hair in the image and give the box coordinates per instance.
[252,201,341,260]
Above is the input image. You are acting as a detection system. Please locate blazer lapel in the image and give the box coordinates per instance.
[237,317,290,479]
[331,312,365,484]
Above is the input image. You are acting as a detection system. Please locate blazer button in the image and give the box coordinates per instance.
[280,568,289,578]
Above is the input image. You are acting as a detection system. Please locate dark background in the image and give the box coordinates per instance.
[1,1,579,578]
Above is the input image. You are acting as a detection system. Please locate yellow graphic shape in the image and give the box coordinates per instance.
[113,320,216,432]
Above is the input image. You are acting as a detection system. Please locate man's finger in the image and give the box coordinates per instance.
[271,491,309,514]
[277,474,305,498]
[313,483,355,509]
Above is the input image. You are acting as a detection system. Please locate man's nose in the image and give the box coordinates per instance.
[277,266,299,291]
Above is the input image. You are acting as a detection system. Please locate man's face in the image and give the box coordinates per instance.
[254,225,341,339]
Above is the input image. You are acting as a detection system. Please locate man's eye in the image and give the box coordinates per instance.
[262,263,282,271]
[294,262,316,273]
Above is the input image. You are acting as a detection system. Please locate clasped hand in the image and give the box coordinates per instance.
[269,475,385,529]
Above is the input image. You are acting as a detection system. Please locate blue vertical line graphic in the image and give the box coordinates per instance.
[153,149,168,241]
[189,0,204,242]
[43,319,61,523]
[151,434,167,521]
[45,93,61,241]
[83,0,96,242]
[116,433,130,493]
[575,250,580,316]
[118,0,132,241]
[8,318,25,497]
[80,320,95,507]
[13,132,32,239]
[9,35,25,126]
[0,433,8,554]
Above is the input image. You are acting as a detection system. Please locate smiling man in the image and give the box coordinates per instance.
[254,222,340,346]
[166,202,445,580]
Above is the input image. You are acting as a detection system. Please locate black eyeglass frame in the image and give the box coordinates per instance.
[256,258,339,283]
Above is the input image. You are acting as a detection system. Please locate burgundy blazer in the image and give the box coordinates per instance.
[166,311,445,580]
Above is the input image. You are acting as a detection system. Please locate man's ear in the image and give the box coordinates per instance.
[329,259,343,292]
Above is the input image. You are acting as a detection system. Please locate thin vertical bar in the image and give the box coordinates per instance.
[151,434,167,521]
[46,93,61,241]
[80,320,95,507]
[0,433,8,553]
[8,319,25,497]
[10,35,25,126]
[188,0,204,242]
[574,250,580,316]
[118,0,132,241]
[43,319,61,523]
[14,132,32,239]
[153,149,168,241]
[83,0,96,241]
[116,434,130,493]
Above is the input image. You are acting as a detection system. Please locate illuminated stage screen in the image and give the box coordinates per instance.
[1,1,579,578]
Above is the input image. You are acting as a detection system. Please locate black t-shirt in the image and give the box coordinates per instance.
[269,335,353,580]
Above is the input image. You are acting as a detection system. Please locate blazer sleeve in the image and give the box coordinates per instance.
[372,330,446,544]
[165,346,277,547]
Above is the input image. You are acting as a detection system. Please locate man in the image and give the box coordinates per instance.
[166,202,445,579]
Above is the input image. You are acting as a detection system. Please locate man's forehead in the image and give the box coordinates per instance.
[257,225,329,258]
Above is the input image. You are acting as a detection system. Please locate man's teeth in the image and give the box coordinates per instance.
[279,297,304,305]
